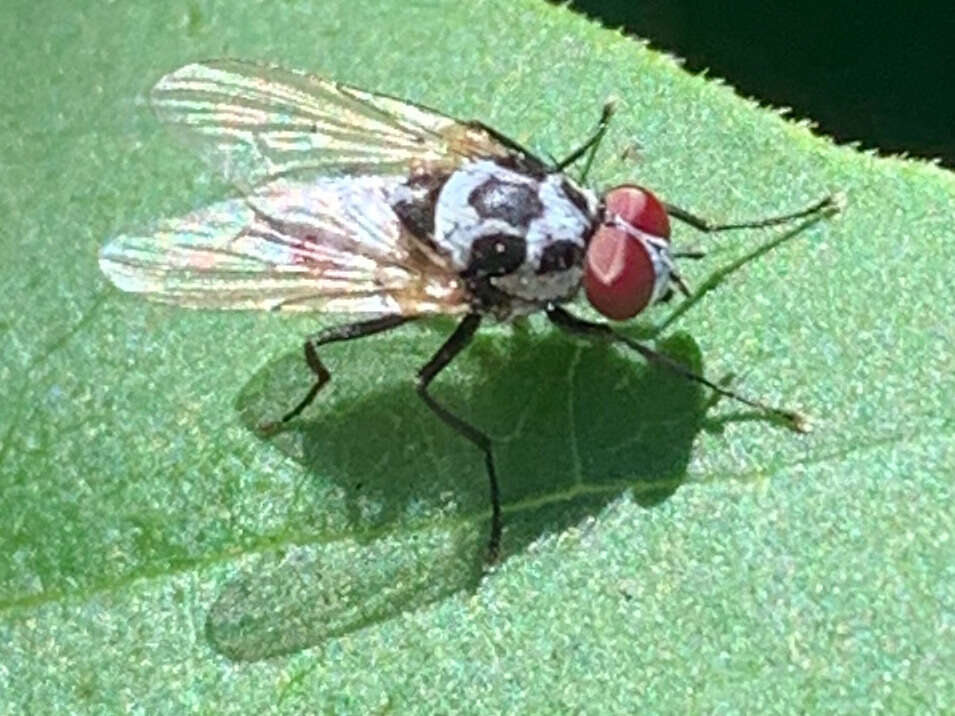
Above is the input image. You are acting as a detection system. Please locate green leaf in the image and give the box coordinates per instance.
[2,0,952,710]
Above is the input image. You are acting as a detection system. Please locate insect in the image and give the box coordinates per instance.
[100,60,836,561]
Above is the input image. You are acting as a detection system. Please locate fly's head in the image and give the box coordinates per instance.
[584,185,674,321]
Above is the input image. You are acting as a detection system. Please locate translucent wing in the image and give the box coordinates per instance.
[151,59,538,190]
[99,176,470,315]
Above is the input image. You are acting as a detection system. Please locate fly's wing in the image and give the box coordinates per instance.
[106,59,541,316]
[150,59,542,191]
[99,176,470,315]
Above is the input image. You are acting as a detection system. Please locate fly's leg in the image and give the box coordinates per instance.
[664,195,840,286]
[415,313,503,561]
[265,315,411,428]
[547,305,810,432]
[555,100,616,182]
[664,194,839,246]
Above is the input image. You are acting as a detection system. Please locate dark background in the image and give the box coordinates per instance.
[565,2,955,167]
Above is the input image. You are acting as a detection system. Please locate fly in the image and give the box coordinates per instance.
[100,60,838,561]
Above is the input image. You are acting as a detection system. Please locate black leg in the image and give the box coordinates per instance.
[270,314,411,426]
[664,195,837,234]
[415,313,502,561]
[555,100,616,181]
[547,305,809,432]
[671,249,707,259]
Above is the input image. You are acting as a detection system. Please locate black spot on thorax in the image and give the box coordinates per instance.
[537,240,584,274]
[391,171,449,240]
[467,176,544,231]
[462,233,527,279]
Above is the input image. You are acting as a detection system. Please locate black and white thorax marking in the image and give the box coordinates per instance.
[390,159,601,318]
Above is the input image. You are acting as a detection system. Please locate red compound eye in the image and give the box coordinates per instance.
[584,186,670,321]
[605,184,670,239]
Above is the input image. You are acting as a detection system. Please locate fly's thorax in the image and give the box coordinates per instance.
[430,159,598,307]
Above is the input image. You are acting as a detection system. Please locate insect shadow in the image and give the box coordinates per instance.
[205,213,832,661]
[207,321,726,661]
